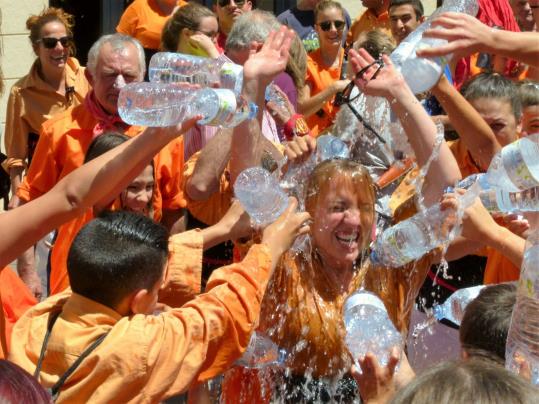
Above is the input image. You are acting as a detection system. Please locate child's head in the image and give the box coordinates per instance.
[388,0,425,44]
[459,283,517,363]
[517,81,539,135]
[461,73,522,146]
[354,29,396,59]
[391,358,539,404]
[67,211,169,314]
[85,133,154,216]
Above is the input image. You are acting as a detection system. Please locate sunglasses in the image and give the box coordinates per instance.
[334,57,386,144]
[218,0,246,7]
[37,36,72,49]
[318,20,346,32]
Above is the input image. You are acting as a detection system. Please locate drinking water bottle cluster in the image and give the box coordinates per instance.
[505,229,539,386]
[343,291,403,367]
[234,135,350,225]
[432,285,485,325]
[391,0,479,94]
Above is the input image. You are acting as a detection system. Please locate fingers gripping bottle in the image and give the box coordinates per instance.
[118,82,257,128]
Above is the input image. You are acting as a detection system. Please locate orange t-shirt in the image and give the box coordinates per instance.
[305,48,344,136]
[116,0,181,50]
[0,267,37,358]
[347,9,391,45]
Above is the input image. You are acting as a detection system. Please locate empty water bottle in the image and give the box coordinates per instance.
[505,229,539,385]
[235,332,287,369]
[433,285,485,325]
[265,82,288,109]
[234,167,289,226]
[118,82,257,127]
[149,52,244,94]
[392,0,479,94]
[344,290,402,367]
[485,133,539,192]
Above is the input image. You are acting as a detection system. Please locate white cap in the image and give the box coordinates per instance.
[343,291,386,314]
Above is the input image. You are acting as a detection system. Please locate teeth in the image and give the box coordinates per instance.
[335,232,358,242]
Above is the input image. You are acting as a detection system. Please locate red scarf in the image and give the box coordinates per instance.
[84,91,128,138]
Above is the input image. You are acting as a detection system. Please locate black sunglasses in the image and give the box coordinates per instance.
[218,0,246,7]
[318,20,346,32]
[334,58,386,144]
[37,36,72,49]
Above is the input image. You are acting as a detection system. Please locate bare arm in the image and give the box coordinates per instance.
[417,12,539,68]
[297,80,349,117]
[431,75,501,171]
[0,121,199,268]
[349,49,461,206]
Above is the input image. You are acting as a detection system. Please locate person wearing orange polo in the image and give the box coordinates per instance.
[347,0,392,45]
[16,34,186,233]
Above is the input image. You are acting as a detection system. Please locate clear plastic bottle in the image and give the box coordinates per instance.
[148,52,244,94]
[265,82,288,109]
[433,285,485,325]
[392,0,479,94]
[505,229,539,386]
[118,82,257,128]
[235,332,287,369]
[485,134,539,192]
[344,291,403,367]
[480,185,539,213]
[234,167,289,226]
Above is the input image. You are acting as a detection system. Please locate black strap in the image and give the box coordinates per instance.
[34,310,109,401]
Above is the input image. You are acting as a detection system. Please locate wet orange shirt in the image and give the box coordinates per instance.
[116,0,178,50]
[0,267,37,359]
[16,103,186,214]
[10,243,271,403]
[2,57,89,172]
[305,48,344,137]
[347,9,391,45]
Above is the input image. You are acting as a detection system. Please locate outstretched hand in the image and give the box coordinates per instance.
[243,26,295,86]
[416,12,493,60]
[348,49,406,99]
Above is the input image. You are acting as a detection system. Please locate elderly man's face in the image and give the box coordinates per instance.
[215,0,252,35]
[89,42,143,115]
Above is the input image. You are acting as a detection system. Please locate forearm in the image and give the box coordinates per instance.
[431,76,500,171]
[9,167,23,195]
[297,84,336,117]
[487,30,539,68]
[186,129,232,201]
[484,226,526,269]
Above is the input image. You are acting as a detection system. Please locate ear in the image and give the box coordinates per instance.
[461,349,470,360]
[419,15,426,23]
[85,68,94,87]
[129,288,151,315]
[245,1,253,11]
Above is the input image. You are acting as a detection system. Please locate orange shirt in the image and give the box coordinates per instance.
[116,0,176,50]
[16,103,186,215]
[347,9,391,45]
[10,242,271,402]
[2,57,89,172]
[305,48,344,136]
[0,267,37,359]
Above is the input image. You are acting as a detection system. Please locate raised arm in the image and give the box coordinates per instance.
[0,120,200,268]
[431,75,501,171]
[349,49,461,206]
[417,12,539,68]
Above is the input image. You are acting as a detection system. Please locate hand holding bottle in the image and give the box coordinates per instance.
[283,135,317,165]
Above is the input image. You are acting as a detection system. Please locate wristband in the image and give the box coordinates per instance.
[284,114,311,141]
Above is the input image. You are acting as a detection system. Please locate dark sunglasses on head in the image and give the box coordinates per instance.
[318,20,346,32]
[37,36,72,49]
[218,0,246,7]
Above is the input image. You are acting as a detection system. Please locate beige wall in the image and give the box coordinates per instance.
[0,0,47,149]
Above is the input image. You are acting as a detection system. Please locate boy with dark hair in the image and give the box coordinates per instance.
[460,283,517,363]
[9,205,310,402]
[388,0,425,44]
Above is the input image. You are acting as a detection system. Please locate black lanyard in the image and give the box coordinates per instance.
[34,311,109,401]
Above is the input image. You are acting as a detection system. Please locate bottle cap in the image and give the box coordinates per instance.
[343,291,386,315]
[247,102,259,120]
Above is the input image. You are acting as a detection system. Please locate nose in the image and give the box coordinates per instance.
[113,74,126,89]
[396,19,404,29]
[343,208,361,224]
[136,190,151,206]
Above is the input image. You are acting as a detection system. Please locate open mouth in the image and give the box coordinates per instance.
[335,231,359,248]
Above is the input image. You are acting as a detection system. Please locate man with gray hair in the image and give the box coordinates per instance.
[16,33,186,239]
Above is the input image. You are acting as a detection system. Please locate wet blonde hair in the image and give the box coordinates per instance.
[305,159,376,250]
[26,7,75,56]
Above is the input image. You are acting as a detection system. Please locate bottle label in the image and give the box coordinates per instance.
[205,89,237,126]
[502,139,539,190]
[220,63,243,95]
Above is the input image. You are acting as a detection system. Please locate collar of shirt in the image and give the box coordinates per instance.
[22,57,81,94]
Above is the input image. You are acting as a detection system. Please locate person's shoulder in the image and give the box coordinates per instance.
[41,104,91,136]
[277,8,293,23]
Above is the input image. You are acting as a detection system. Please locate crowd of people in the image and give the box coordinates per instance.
[0,0,539,402]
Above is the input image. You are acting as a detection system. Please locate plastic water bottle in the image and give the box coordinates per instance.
[149,52,244,94]
[433,285,485,325]
[235,332,287,369]
[118,82,257,128]
[505,229,539,385]
[481,185,539,213]
[392,0,479,94]
[344,291,403,367]
[265,82,288,109]
[484,134,539,192]
[234,167,289,226]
